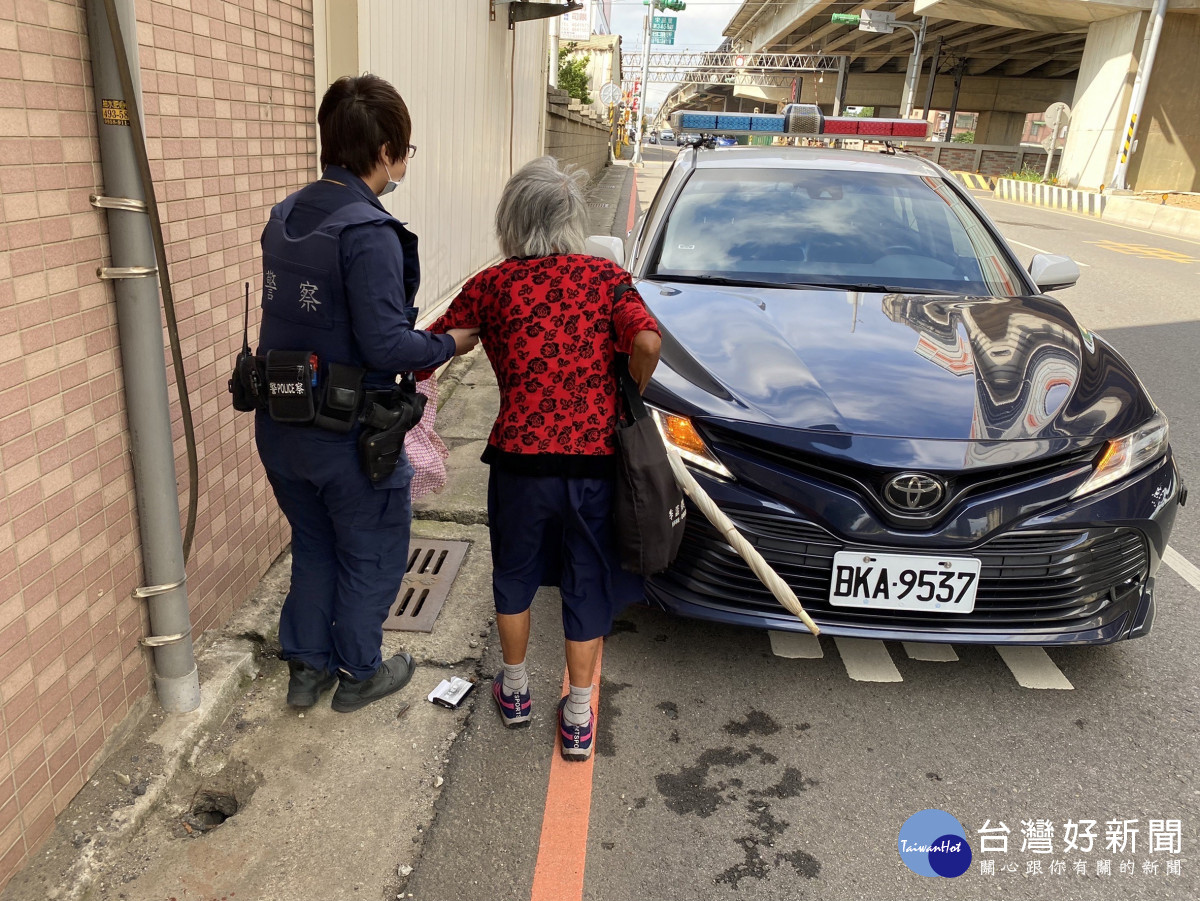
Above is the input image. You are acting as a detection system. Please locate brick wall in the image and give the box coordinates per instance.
[0,0,311,888]
[545,87,611,182]
[978,151,1019,178]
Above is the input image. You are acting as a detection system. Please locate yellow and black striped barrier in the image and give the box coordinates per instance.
[950,171,996,191]
[1119,112,1137,165]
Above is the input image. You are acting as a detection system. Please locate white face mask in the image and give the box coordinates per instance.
[380,161,402,196]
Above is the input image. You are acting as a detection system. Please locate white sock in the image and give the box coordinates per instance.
[564,683,592,726]
[502,659,528,697]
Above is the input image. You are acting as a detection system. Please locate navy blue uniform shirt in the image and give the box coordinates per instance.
[275,165,454,382]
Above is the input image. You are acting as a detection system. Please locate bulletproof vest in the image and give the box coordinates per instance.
[257,192,416,381]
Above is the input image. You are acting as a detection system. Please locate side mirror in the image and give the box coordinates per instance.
[1028,253,1080,292]
[585,235,626,268]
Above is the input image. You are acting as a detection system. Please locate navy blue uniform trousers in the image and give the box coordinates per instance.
[257,415,412,680]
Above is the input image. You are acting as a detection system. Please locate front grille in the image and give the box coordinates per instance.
[705,428,1099,527]
[656,509,1147,630]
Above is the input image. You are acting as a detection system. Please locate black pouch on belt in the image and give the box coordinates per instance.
[313,362,364,433]
[265,350,317,423]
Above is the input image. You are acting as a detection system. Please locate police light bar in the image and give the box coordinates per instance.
[669,103,928,140]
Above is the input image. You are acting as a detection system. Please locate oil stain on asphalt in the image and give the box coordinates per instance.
[655,711,821,887]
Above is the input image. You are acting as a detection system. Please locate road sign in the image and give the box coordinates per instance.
[651,30,675,45]
[1041,102,1071,178]
[599,82,622,105]
[651,16,677,32]
[1044,101,1071,125]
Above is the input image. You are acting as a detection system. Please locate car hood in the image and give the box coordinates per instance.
[641,283,1154,453]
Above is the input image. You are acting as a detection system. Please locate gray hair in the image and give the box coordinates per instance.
[495,156,590,258]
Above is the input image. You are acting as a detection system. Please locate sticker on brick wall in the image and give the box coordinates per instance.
[102,99,130,127]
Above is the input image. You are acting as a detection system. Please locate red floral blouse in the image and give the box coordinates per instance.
[427,254,660,477]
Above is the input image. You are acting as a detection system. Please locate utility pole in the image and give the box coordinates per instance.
[898,17,927,118]
[631,11,653,165]
[632,0,685,165]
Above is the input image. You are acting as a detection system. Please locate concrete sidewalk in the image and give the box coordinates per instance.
[1,159,662,901]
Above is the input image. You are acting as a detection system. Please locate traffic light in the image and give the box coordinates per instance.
[643,0,685,9]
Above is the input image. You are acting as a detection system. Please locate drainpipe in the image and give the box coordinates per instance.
[85,0,200,712]
[1110,0,1167,191]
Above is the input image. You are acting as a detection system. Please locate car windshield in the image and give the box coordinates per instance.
[649,167,1027,296]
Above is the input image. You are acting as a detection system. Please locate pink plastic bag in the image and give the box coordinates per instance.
[405,373,449,500]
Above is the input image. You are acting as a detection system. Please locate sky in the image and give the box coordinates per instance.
[605,0,737,106]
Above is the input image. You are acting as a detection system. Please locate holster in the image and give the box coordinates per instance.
[356,381,427,483]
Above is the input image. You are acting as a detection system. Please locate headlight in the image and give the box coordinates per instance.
[647,407,734,480]
[1073,412,1169,498]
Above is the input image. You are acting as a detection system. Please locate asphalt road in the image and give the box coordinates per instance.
[408,164,1200,901]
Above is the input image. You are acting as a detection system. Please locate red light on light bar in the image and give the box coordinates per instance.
[824,117,929,138]
[856,119,891,136]
[890,120,929,138]
[822,118,859,135]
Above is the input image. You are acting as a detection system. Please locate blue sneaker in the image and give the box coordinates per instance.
[557,697,595,761]
[492,672,531,727]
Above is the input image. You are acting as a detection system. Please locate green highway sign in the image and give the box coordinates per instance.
[651,15,677,31]
[830,13,860,25]
[651,30,676,45]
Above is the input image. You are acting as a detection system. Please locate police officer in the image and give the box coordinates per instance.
[254,75,478,712]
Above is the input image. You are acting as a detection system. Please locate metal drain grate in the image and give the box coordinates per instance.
[382,539,470,633]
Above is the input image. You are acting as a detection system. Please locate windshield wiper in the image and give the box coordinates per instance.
[799,282,959,295]
[650,274,843,291]
[651,275,960,295]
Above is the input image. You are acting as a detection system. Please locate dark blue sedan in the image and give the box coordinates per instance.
[588,145,1183,646]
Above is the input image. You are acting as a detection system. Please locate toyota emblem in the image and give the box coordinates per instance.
[883,473,945,512]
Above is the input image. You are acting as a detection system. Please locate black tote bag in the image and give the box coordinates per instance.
[612,353,686,576]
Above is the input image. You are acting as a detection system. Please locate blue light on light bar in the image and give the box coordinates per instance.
[752,115,785,132]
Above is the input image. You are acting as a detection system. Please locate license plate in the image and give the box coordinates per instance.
[828,551,981,614]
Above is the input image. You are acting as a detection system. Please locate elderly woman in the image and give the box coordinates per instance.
[428,157,661,760]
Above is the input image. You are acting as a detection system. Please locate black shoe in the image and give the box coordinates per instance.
[330,653,416,713]
[286,660,337,709]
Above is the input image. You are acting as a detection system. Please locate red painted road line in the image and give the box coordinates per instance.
[529,647,603,901]
[625,169,638,236]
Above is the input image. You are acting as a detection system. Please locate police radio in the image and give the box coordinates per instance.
[228,282,261,412]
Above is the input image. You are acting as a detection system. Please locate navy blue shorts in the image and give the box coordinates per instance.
[488,469,643,642]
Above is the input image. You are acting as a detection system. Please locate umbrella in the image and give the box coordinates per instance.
[666,450,820,636]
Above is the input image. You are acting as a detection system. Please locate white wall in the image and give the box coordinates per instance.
[315,1,549,319]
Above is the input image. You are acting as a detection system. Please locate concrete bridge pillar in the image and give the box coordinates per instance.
[1060,9,1200,192]
[975,111,1027,146]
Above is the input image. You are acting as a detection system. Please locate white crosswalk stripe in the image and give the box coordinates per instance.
[902,642,959,662]
[995,646,1074,690]
[1163,546,1200,594]
[768,630,824,659]
[768,634,1075,690]
[832,637,904,682]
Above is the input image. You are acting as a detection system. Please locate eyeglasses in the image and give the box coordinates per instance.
[406,144,417,159]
